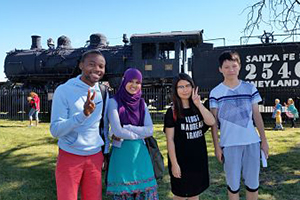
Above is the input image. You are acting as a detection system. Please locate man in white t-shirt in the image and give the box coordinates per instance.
[209,51,269,200]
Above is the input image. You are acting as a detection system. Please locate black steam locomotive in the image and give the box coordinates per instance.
[4,31,203,89]
[4,30,300,107]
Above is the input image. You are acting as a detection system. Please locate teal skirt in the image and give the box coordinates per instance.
[106,140,158,196]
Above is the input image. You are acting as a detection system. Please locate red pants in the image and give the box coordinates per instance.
[55,149,104,200]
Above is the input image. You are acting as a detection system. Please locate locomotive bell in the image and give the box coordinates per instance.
[47,38,55,49]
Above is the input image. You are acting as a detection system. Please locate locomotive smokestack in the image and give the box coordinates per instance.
[31,35,42,50]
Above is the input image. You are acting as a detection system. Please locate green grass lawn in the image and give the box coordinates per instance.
[0,119,299,200]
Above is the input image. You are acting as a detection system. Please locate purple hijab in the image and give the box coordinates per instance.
[114,68,145,126]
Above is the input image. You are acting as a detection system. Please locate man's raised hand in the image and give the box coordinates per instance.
[84,89,96,116]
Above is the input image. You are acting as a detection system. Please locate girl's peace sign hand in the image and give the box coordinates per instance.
[84,89,96,116]
[192,86,201,108]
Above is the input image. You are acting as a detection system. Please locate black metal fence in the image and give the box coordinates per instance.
[0,87,298,125]
[0,87,172,123]
[0,88,54,121]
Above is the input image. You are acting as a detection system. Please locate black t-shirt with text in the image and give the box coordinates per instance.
[164,107,210,197]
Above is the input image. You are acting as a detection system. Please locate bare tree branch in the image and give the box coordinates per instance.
[243,0,300,42]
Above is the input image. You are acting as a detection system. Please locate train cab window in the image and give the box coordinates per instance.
[159,42,175,59]
[142,43,156,59]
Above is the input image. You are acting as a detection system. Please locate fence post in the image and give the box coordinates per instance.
[22,90,25,121]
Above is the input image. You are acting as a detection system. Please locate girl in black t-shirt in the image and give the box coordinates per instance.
[164,73,215,199]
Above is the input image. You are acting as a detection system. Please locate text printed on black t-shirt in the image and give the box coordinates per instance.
[181,115,204,139]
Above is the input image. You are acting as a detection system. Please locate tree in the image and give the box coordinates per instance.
[243,0,300,40]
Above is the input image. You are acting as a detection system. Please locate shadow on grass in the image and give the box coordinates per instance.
[259,145,300,200]
[36,136,58,145]
[156,166,172,199]
[0,139,57,200]
[0,125,28,128]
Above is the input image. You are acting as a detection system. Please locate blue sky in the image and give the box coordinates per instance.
[0,0,287,81]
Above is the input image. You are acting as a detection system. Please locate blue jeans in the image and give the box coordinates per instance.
[29,108,39,120]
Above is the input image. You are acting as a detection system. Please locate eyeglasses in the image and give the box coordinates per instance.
[177,84,192,90]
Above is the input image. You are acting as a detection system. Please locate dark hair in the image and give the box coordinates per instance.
[218,51,241,67]
[80,49,104,63]
[172,73,198,120]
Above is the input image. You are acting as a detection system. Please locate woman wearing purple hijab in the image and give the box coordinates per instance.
[106,68,159,199]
